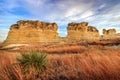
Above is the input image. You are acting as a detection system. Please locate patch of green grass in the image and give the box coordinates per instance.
[16,50,47,78]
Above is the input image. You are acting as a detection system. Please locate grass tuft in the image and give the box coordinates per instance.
[16,50,47,78]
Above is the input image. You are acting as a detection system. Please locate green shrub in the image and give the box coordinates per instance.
[16,50,47,78]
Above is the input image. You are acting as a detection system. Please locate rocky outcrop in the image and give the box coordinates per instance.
[103,29,116,35]
[10,20,58,30]
[4,20,60,44]
[67,22,100,41]
[4,20,120,45]
[115,33,120,38]
[102,29,116,39]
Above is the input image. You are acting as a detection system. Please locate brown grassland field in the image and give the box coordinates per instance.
[0,38,120,80]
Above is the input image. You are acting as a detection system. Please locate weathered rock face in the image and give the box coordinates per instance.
[103,29,116,35]
[6,20,120,45]
[115,33,120,38]
[67,22,100,41]
[4,20,60,44]
[102,29,116,38]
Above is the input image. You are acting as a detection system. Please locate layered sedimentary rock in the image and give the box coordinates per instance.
[67,22,100,41]
[103,29,116,35]
[5,20,120,45]
[115,33,120,38]
[4,20,60,44]
[102,29,116,39]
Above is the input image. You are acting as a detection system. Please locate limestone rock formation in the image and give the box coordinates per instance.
[103,29,116,35]
[102,29,116,39]
[115,33,120,38]
[4,20,60,44]
[67,22,100,41]
[5,20,120,45]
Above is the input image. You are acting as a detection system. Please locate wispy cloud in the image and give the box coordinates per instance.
[0,29,9,42]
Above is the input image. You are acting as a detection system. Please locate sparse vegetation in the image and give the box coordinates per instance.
[0,39,120,80]
[17,51,47,78]
[0,48,120,80]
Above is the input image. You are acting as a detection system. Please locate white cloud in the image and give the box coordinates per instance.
[22,0,120,35]
[86,16,95,21]
[108,15,120,23]
[18,0,94,23]
[0,29,9,42]
[98,4,106,10]
[80,10,94,19]
[65,8,79,18]
[0,0,120,38]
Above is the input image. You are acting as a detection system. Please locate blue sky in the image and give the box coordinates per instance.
[0,0,120,41]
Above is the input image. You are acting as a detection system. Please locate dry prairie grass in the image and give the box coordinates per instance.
[43,50,120,80]
[0,38,120,80]
[0,49,120,80]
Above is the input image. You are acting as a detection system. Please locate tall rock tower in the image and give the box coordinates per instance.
[67,22,100,41]
[4,20,60,44]
[102,29,116,39]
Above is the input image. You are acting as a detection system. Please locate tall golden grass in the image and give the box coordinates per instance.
[0,53,37,80]
[43,50,120,80]
[0,49,120,80]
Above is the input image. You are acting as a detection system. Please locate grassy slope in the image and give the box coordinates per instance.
[0,38,120,80]
[0,49,120,80]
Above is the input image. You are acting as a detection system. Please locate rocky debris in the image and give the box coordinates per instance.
[67,22,100,41]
